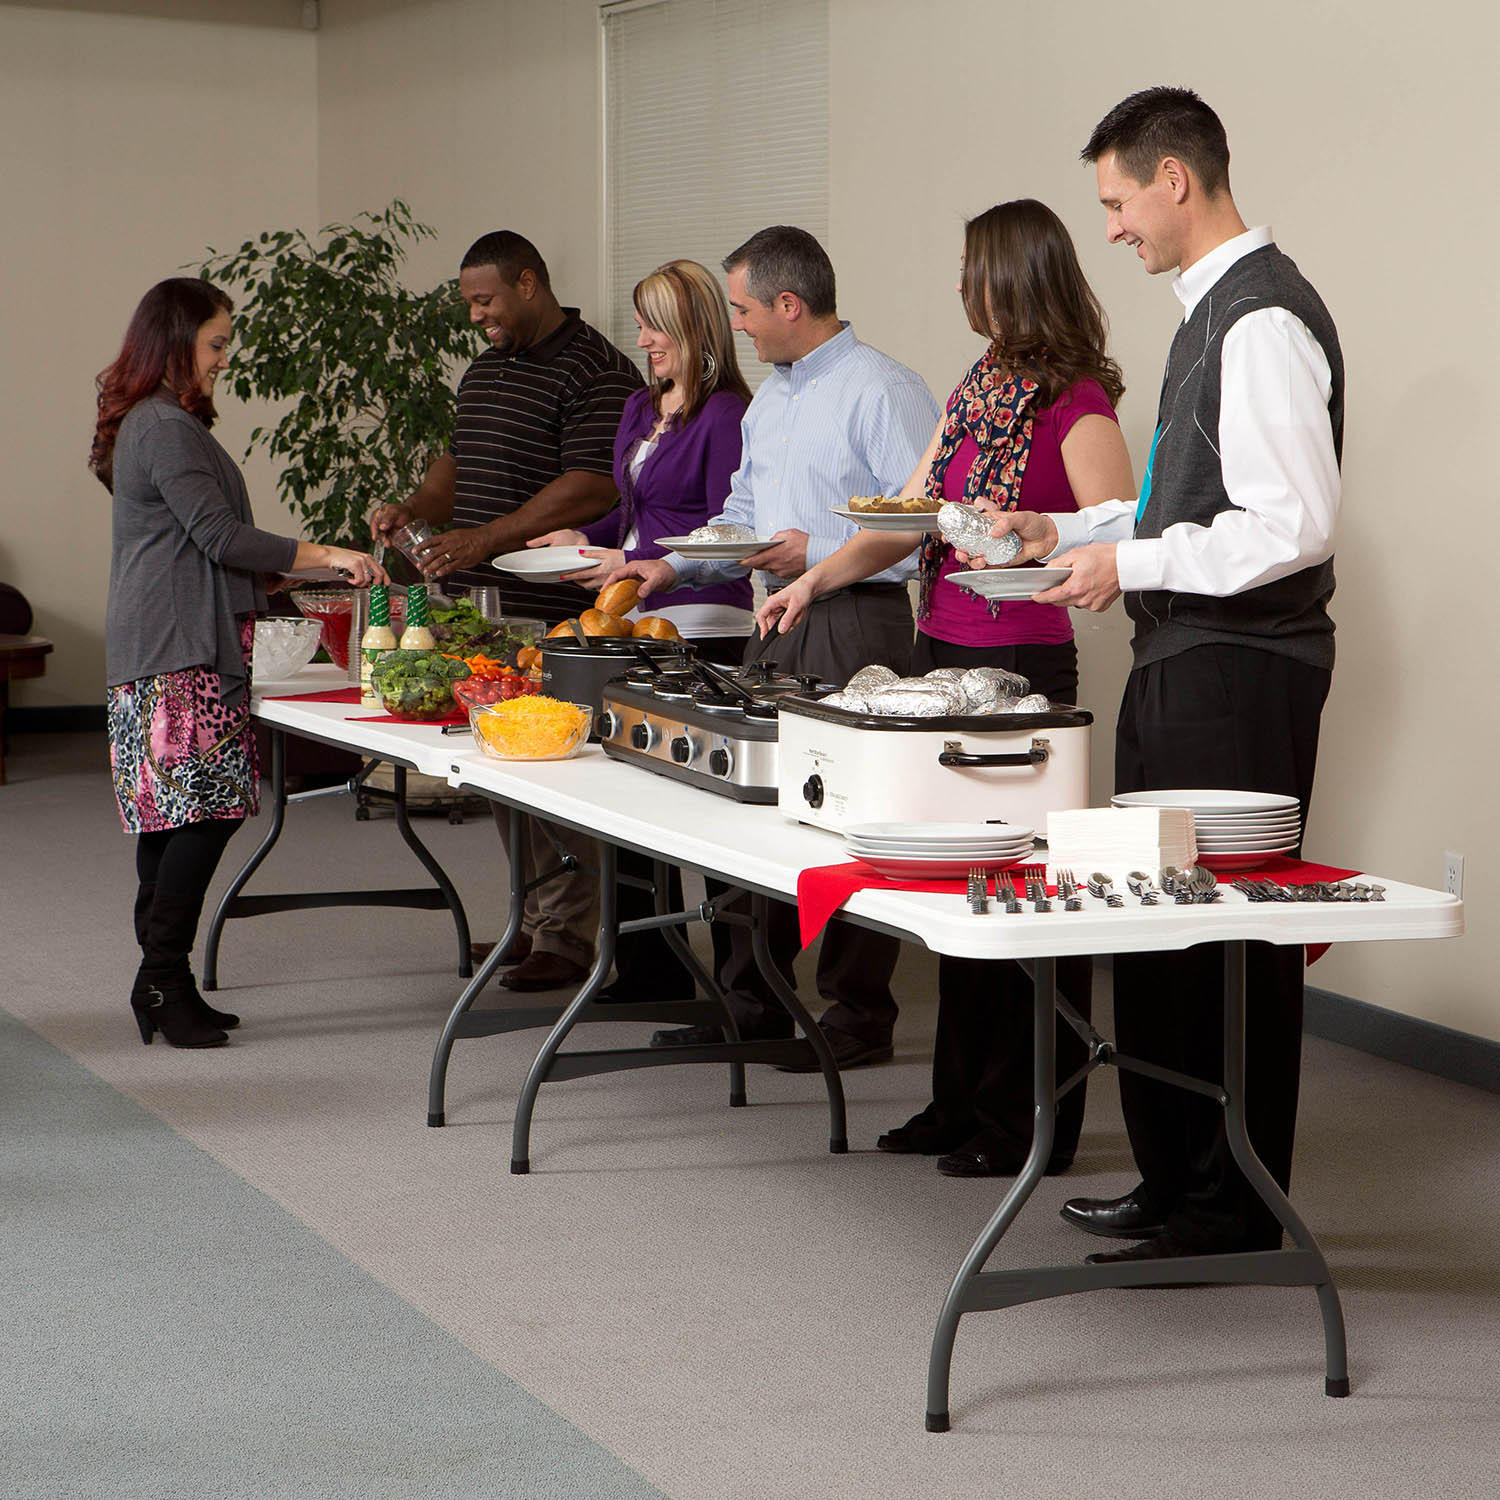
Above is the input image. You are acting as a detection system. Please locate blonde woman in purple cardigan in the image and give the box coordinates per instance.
[530,259,754,652]
[530,259,753,1002]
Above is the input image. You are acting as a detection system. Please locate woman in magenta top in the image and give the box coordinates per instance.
[760,200,1134,1178]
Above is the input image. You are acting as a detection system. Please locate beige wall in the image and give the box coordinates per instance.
[6,0,1491,1041]
[0,0,316,707]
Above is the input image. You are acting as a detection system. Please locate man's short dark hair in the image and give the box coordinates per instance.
[722,225,836,318]
[1081,87,1231,197]
[461,231,551,290]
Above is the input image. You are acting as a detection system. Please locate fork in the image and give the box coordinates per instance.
[966,867,988,914]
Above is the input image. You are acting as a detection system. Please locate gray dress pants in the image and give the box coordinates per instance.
[715,584,914,1044]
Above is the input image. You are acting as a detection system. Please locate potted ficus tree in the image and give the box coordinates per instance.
[197,199,477,547]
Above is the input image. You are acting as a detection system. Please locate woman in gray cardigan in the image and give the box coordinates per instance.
[91,277,385,1049]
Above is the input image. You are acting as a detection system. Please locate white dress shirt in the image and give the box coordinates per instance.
[1047,227,1340,597]
[665,324,939,589]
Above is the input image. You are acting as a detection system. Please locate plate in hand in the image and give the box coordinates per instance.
[653,535,771,560]
[491,546,595,584]
[830,506,943,532]
[947,567,1073,600]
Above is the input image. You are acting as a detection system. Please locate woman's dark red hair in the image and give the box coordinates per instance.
[89,277,233,491]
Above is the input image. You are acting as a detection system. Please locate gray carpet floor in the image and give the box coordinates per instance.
[4,731,1499,1498]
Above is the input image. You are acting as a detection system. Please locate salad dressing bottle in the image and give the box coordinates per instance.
[360,585,399,707]
[399,583,437,651]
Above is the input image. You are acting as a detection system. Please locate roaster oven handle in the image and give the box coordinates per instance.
[937,736,1049,769]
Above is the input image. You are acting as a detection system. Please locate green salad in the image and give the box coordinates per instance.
[369,650,471,720]
[430,599,542,663]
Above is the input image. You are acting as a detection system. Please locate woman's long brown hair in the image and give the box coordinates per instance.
[960,200,1124,410]
[90,277,233,492]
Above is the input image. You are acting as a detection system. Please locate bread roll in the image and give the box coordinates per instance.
[546,620,578,638]
[579,608,633,638]
[516,645,541,672]
[594,578,642,616]
[631,615,681,640]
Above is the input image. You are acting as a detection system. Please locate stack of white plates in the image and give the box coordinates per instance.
[842,821,1034,878]
[1111,790,1301,871]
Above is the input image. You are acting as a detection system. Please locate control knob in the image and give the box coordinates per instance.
[596,710,619,740]
[708,746,734,778]
[630,720,660,752]
[802,773,825,809]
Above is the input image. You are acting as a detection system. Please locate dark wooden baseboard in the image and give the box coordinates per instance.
[9,705,106,733]
[1305,985,1500,1095]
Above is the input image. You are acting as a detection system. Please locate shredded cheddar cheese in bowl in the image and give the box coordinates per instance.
[470,696,592,761]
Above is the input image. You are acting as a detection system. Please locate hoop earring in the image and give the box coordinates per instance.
[700,349,718,387]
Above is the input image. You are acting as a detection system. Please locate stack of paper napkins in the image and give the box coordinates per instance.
[1045,808,1197,886]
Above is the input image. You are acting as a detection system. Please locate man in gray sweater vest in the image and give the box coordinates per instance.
[984,88,1343,1264]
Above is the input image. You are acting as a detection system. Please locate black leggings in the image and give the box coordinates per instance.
[134,819,243,977]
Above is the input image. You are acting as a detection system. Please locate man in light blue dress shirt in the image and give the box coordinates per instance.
[618,226,939,1069]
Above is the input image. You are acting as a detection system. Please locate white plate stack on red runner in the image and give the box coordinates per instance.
[1110,789,1302,872]
[842,822,1034,879]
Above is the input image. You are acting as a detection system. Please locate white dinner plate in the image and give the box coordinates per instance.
[1191,809,1303,826]
[830,506,942,532]
[1196,835,1301,852]
[653,535,770,560]
[947,567,1074,600]
[846,841,1033,859]
[1199,850,1299,872]
[490,546,596,584]
[846,822,1034,843]
[853,850,1033,879]
[1112,789,1299,814]
[1192,817,1302,836]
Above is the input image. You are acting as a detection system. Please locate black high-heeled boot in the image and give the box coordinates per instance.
[135,881,239,1030]
[130,972,228,1048]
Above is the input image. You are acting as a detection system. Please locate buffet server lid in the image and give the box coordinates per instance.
[776,693,1093,733]
[542,636,689,658]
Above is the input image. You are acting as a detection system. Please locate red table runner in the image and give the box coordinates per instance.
[796,854,1358,962]
[347,709,469,727]
[265,686,363,704]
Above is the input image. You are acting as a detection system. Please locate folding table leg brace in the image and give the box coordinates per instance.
[924,941,1349,1432]
[425,810,848,1166]
[202,727,472,991]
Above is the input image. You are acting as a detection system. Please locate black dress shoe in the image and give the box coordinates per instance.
[649,1020,794,1047]
[1084,1232,1243,1287]
[776,1025,893,1073]
[876,1109,970,1155]
[1059,1189,1166,1240]
[593,983,694,1007]
[936,1147,1075,1178]
[496,951,588,993]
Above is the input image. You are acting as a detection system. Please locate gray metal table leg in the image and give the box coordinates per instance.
[653,859,747,1108]
[392,764,472,978]
[428,807,528,1126]
[510,841,620,1174]
[925,957,1057,1433]
[749,893,848,1154]
[203,728,288,991]
[1220,940,1350,1396]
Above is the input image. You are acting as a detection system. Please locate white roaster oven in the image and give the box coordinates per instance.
[775,694,1092,837]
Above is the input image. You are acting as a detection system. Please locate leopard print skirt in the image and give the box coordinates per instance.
[107,618,260,834]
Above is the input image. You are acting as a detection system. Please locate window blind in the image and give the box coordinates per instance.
[602,0,829,388]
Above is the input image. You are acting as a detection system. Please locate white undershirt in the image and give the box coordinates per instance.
[1047,227,1340,597]
[623,435,753,640]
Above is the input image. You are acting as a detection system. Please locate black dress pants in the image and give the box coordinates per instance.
[912,633,1091,1164]
[1112,643,1330,1250]
[610,635,747,999]
[716,587,914,1043]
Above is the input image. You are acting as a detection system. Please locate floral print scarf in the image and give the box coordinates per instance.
[917,351,1040,619]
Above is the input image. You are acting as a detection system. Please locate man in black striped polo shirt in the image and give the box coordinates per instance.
[373,231,641,991]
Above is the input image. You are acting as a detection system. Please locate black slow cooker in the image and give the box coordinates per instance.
[539,636,695,735]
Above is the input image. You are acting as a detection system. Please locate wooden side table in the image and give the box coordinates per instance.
[0,634,54,784]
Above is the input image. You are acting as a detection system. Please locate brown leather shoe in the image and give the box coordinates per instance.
[496,950,588,993]
[472,932,532,966]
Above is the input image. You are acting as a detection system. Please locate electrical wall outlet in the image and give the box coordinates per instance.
[1443,851,1464,899]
